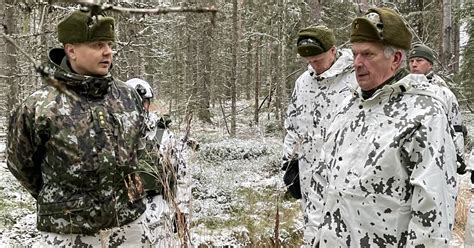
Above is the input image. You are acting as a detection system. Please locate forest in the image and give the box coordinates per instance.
[0,0,473,247]
[1,0,473,132]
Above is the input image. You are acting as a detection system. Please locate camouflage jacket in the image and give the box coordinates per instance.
[425,72,465,166]
[282,48,356,243]
[138,112,191,215]
[138,112,176,197]
[311,71,458,247]
[7,48,147,234]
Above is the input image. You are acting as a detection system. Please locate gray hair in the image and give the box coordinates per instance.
[383,45,407,69]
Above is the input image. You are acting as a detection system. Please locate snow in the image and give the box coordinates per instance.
[0,110,472,247]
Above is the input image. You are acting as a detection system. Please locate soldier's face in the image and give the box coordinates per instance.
[409,57,432,75]
[65,41,114,76]
[352,42,401,91]
[304,47,336,75]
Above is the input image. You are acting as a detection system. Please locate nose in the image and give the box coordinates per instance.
[103,44,113,55]
[353,54,362,67]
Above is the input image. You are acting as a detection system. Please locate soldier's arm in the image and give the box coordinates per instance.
[7,106,43,199]
[444,88,466,171]
[282,82,301,164]
[403,114,457,246]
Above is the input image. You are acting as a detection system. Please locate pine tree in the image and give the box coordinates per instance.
[457,2,474,105]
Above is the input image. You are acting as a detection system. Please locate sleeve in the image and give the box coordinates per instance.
[283,79,302,163]
[444,88,465,162]
[469,148,474,172]
[7,105,44,199]
[402,114,458,247]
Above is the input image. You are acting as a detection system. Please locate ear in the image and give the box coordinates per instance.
[391,50,403,70]
[64,44,76,61]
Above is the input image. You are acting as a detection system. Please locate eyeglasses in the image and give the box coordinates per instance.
[297,37,324,48]
[365,12,384,39]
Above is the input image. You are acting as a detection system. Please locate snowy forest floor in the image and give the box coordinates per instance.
[0,105,472,247]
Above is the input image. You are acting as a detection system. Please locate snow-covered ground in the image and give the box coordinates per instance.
[0,110,472,247]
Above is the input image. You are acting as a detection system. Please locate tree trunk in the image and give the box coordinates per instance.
[279,0,287,132]
[254,37,261,125]
[245,37,252,100]
[197,0,214,123]
[358,0,369,14]
[452,0,460,73]
[3,0,18,116]
[308,0,322,22]
[230,0,241,136]
[441,0,453,72]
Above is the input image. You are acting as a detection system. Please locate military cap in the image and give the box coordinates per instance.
[58,10,115,44]
[350,7,412,50]
[297,25,336,57]
[408,44,435,64]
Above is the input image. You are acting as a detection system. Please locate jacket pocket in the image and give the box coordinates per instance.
[37,197,91,216]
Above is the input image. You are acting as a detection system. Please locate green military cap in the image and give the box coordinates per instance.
[408,44,435,64]
[350,7,412,50]
[58,10,115,44]
[297,25,335,57]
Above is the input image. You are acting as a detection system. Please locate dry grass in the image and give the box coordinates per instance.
[453,183,473,242]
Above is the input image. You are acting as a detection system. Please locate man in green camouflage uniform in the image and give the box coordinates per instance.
[7,10,160,247]
[307,7,458,247]
[408,44,467,173]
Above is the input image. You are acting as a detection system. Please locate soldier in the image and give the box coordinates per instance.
[7,10,157,246]
[281,25,355,245]
[310,7,458,247]
[126,78,192,246]
[408,44,466,173]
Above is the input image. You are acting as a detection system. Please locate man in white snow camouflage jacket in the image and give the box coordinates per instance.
[310,7,458,247]
[408,43,467,174]
[281,25,356,246]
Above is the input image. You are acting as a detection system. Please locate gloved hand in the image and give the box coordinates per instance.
[457,154,467,175]
[282,159,301,199]
[157,114,172,128]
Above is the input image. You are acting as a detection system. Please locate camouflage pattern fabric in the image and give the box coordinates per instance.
[470,148,474,172]
[32,196,176,247]
[7,49,147,234]
[138,111,192,245]
[308,72,458,247]
[138,110,192,214]
[425,72,465,165]
[282,48,356,244]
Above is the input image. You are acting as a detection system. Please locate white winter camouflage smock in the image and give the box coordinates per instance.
[310,71,458,247]
[282,48,356,244]
[425,72,465,169]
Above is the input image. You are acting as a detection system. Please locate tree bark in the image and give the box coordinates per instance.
[230,0,241,136]
[308,0,321,22]
[254,37,261,125]
[441,0,453,72]
[3,0,18,115]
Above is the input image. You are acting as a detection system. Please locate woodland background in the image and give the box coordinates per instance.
[0,0,473,247]
[0,0,473,136]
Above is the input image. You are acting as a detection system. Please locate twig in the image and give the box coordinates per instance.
[219,98,231,135]
[2,34,79,102]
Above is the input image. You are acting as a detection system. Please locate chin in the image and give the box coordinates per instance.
[95,70,109,76]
